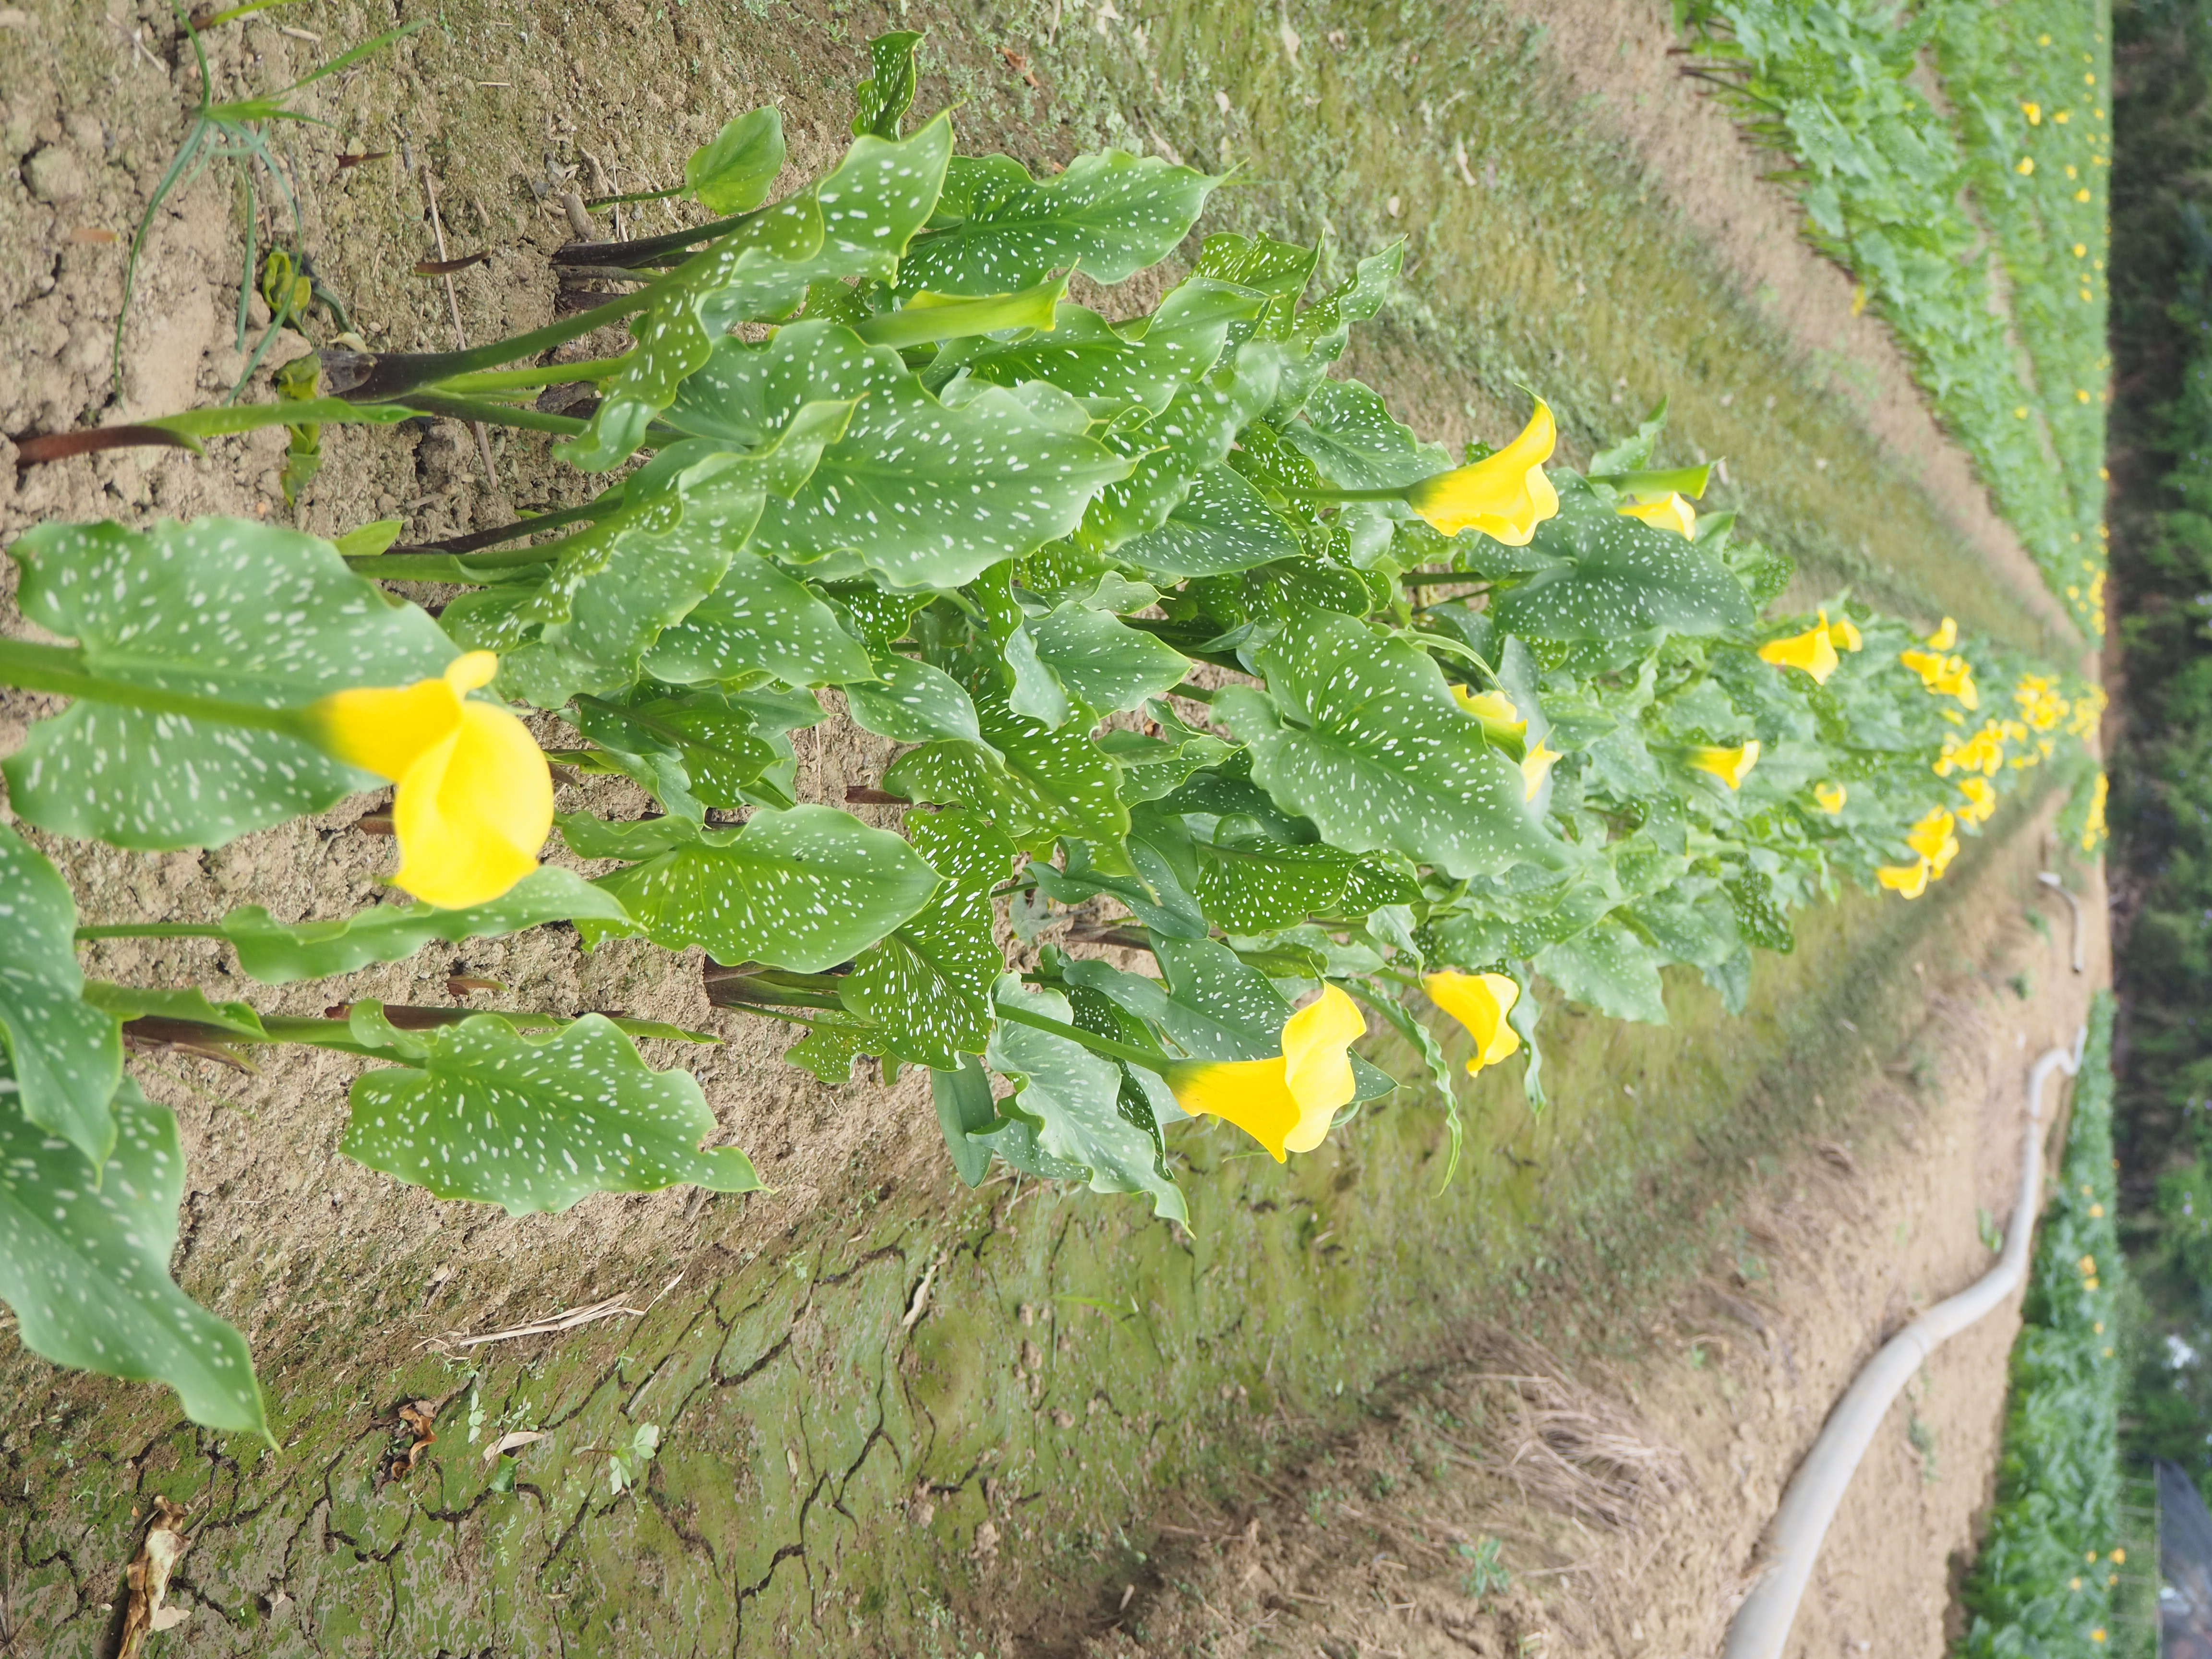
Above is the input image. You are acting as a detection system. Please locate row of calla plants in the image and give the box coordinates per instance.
[0,35,2106,1438]
[1672,0,2110,637]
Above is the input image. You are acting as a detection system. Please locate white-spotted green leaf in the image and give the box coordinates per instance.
[586,805,939,971]
[4,518,454,849]
[840,810,1017,1069]
[1190,829,1417,934]
[485,415,850,706]
[1023,603,1189,716]
[1488,478,1756,643]
[0,822,121,1165]
[929,279,1262,413]
[342,1009,757,1216]
[1116,462,1302,579]
[1268,241,1405,418]
[562,115,953,470]
[215,866,634,985]
[843,653,986,747]
[982,978,1185,1220]
[686,107,785,213]
[887,689,1132,868]
[571,689,786,816]
[1216,607,1567,880]
[1283,377,1449,490]
[1076,345,1284,554]
[663,323,1130,590]
[1534,920,1670,1025]
[641,548,877,687]
[851,29,923,139]
[898,150,1222,297]
[0,1071,264,1434]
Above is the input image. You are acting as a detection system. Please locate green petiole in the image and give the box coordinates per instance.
[428,355,633,397]
[991,1003,1175,1076]
[0,638,320,741]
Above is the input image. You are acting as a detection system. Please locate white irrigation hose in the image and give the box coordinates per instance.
[1721,1024,2089,1659]
[2037,872,2086,974]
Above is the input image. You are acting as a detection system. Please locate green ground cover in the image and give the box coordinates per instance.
[1960,992,2131,1658]
[1675,0,2111,635]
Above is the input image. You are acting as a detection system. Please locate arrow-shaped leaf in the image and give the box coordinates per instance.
[898,149,1222,296]
[0,1070,265,1434]
[588,805,940,971]
[0,822,121,1165]
[5,518,454,849]
[1217,606,1567,880]
[982,979,1186,1220]
[343,1008,758,1215]
[839,810,1017,1069]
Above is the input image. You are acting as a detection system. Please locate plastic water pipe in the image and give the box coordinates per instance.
[1721,1025,2090,1659]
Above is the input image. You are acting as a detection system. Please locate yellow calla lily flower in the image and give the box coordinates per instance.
[1827,613,1863,652]
[311,651,554,909]
[1925,617,1958,650]
[1907,808,1960,878]
[1757,612,1842,684]
[1899,648,1979,710]
[1618,492,1697,539]
[1520,739,1561,802]
[1688,741,1761,789]
[1958,775,1997,825]
[1451,685,1527,743]
[1423,971,1522,1076]
[1878,858,1932,899]
[1164,985,1365,1162]
[1814,782,1848,815]
[1405,401,1560,546]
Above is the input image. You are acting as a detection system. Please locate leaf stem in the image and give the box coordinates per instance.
[431,355,633,396]
[323,289,653,402]
[0,637,320,740]
[392,393,591,437]
[76,923,229,941]
[992,1003,1173,1076]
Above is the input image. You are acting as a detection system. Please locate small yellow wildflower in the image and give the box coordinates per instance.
[311,651,554,909]
[2081,1255,2097,1275]
[1423,971,1523,1077]
[2081,772,2109,851]
[2016,156,2035,175]
[2022,101,2043,123]
[1814,782,1848,815]
[1688,741,1761,790]
[1407,402,1559,546]
[1164,985,1366,1162]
